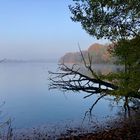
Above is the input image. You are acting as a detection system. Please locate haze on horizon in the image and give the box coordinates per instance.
[0,0,107,61]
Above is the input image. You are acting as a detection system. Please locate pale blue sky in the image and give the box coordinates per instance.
[0,0,107,60]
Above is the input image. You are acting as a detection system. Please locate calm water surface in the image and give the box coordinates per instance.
[0,63,120,129]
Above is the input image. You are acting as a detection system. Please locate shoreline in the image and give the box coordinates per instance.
[9,109,140,139]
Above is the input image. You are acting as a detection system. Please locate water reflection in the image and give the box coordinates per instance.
[0,63,139,139]
[0,63,121,130]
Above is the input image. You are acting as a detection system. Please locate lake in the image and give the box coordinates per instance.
[0,63,121,131]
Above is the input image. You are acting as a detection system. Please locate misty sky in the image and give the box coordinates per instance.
[0,0,107,60]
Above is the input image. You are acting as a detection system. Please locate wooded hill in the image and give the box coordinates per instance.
[59,43,115,64]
